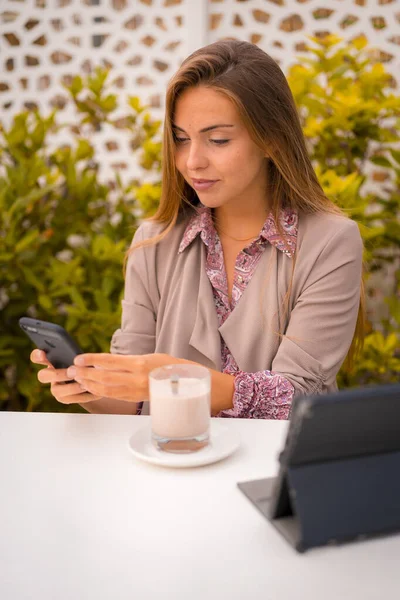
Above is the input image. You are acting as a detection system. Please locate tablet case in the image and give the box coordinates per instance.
[238,383,400,552]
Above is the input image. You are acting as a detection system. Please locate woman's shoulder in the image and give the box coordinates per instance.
[131,217,189,248]
[292,211,363,293]
[127,216,193,287]
[297,210,362,250]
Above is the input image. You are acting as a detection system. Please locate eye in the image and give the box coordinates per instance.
[173,133,189,144]
[211,139,229,145]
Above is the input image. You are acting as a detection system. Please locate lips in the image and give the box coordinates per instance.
[192,179,216,183]
[191,179,219,191]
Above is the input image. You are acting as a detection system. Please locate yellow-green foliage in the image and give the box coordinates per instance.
[287,35,400,385]
[0,68,162,411]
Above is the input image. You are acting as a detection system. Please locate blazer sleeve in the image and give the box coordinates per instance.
[110,224,157,357]
[271,217,363,396]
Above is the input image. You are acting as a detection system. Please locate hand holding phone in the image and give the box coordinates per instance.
[19,317,82,369]
[21,317,101,406]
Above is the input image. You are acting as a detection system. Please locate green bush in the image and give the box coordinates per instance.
[0,68,162,411]
[287,34,400,386]
[1,36,399,412]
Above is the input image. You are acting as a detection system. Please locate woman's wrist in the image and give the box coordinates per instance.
[209,370,235,416]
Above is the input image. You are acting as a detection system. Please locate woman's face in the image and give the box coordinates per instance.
[173,86,268,212]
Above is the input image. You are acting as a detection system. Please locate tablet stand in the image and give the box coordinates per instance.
[238,449,400,552]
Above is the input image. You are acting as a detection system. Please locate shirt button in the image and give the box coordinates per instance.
[237,275,243,283]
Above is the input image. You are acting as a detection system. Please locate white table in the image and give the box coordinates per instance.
[0,412,399,600]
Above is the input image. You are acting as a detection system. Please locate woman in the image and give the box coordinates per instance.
[32,40,364,419]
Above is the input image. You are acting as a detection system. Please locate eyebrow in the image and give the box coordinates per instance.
[172,124,235,134]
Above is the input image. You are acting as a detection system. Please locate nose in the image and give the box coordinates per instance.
[186,141,208,172]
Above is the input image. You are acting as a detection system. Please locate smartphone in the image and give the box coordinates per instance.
[19,317,83,369]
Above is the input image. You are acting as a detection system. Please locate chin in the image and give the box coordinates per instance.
[196,196,226,209]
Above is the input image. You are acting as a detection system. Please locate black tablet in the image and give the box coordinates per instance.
[238,383,400,552]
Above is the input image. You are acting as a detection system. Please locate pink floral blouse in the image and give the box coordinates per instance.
[178,206,298,420]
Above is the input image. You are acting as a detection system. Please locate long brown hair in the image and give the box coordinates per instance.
[129,39,365,366]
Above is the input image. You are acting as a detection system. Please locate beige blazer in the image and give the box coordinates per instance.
[111,210,363,415]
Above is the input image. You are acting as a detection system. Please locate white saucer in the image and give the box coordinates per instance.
[128,420,240,468]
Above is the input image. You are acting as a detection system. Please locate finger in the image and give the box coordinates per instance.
[66,367,148,386]
[74,353,146,371]
[31,349,53,368]
[51,381,88,399]
[68,366,148,389]
[52,385,102,405]
[75,378,147,402]
[38,367,71,384]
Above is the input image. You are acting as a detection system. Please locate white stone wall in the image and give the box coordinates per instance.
[1,0,399,183]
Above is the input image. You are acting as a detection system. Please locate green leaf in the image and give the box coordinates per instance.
[15,229,40,254]
[100,94,117,113]
[68,287,87,311]
[389,149,400,165]
[102,275,118,297]
[38,294,52,311]
[6,183,57,221]
[75,139,94,161]
[68,75,84,96]
[128,96,144,114]
[94,290,111,313]
[88,67,109,96]
[370,156,392,169]
[21,267,45,292]
[0,253,14,262]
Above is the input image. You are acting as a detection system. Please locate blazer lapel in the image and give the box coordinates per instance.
[219,246,289,372]
[188,243,222,371]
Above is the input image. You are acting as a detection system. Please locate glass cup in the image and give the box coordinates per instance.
[149,364,211,454]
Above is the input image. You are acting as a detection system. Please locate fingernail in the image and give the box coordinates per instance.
[74,355,84,366]
[67,367,76,378]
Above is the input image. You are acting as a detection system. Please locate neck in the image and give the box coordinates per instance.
[212,203,269,242]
